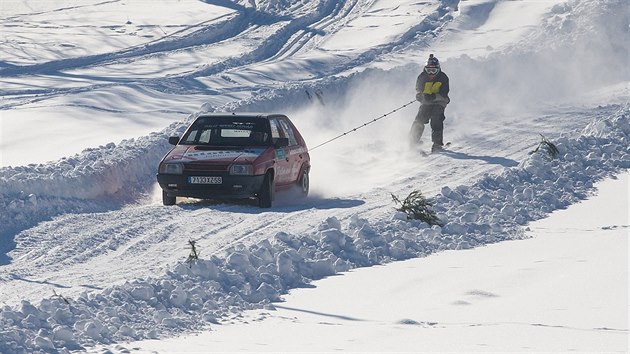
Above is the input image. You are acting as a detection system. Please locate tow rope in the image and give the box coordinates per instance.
[309,100,416,151]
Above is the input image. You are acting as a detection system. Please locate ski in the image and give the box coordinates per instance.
[416,142,451,156]
[433,141,452,153]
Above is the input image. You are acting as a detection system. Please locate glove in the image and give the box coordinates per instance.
[415,92,423,102]
[433,94,450,107]
[424,93,436,102]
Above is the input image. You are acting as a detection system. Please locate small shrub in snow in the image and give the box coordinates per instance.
[391,190,442,226]
[186,239,200,265]
[52,290,70,305]
[530,134,560,160]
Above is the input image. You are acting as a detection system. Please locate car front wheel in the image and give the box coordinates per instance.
[258,172,274,208]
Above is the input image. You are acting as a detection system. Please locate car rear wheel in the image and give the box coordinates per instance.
[258,172,274,208]
[162,190,176,206]
[298,169,309,197]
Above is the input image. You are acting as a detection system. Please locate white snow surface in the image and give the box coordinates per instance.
[0,0,628,353]
[90,171,630,353]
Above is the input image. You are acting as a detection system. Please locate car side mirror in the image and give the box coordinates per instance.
[168,136,180,145]
[274,137,289,148]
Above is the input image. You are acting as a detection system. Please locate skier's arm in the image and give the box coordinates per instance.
[415,75,423,93]
[440,74,450,96]
[434,73,450,106]
[415,75,424,102]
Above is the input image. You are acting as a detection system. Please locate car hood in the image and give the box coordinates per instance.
[164,145,267,163]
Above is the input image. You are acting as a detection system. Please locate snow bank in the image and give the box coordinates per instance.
[0,125,182,238]
[1,103,628,353]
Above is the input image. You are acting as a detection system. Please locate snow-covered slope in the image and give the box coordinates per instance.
[0,0,628,353]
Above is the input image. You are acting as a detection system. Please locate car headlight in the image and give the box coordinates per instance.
[230,164,253,176]
[160,163,183,175]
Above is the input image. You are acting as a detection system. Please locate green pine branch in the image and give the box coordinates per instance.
[392,190,442,226]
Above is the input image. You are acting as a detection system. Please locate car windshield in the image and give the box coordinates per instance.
[180,117,271,147]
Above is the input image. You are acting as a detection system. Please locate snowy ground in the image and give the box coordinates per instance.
[90,171,630,353]
[0,0,628,353]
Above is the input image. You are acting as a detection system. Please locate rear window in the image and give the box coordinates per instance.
[181,117,271,146]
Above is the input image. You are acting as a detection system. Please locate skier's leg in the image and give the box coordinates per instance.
[430,106,446,147]
[409,106,429,146]
[418,105,432,124]
[409,120,425,146]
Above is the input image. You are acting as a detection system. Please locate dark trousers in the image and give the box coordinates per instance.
[409,104,445,146]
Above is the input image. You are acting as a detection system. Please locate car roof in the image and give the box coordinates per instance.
[193,112,287,120]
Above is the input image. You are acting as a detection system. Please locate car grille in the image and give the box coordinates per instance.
[184,163,229,172]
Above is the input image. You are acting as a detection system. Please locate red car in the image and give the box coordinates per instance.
[157,113,310,207]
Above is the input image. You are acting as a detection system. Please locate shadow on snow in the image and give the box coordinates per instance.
[442,150,519,168]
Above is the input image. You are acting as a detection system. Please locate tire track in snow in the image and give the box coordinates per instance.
[0,106,556,304]
[0,201,333,303]
[266,0,360,61]
[0,11,243,78]
[3,102,609,304]
[1,0,455,108]
[0,1,347,109]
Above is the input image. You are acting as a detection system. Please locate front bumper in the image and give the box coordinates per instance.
[157,173,265,200]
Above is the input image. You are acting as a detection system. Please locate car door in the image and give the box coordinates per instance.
[276,116,304,185]
[269,118,292,185]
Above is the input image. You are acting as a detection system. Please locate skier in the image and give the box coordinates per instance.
[409,54,450,152]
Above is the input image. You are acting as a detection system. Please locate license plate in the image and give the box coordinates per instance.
[189,176,222,184]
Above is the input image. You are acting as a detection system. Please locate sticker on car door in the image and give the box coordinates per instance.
[275,148,285,160]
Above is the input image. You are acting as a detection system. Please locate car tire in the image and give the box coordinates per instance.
[258,172,274,208]
[162,190,176,206]
[298,168,309,197]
